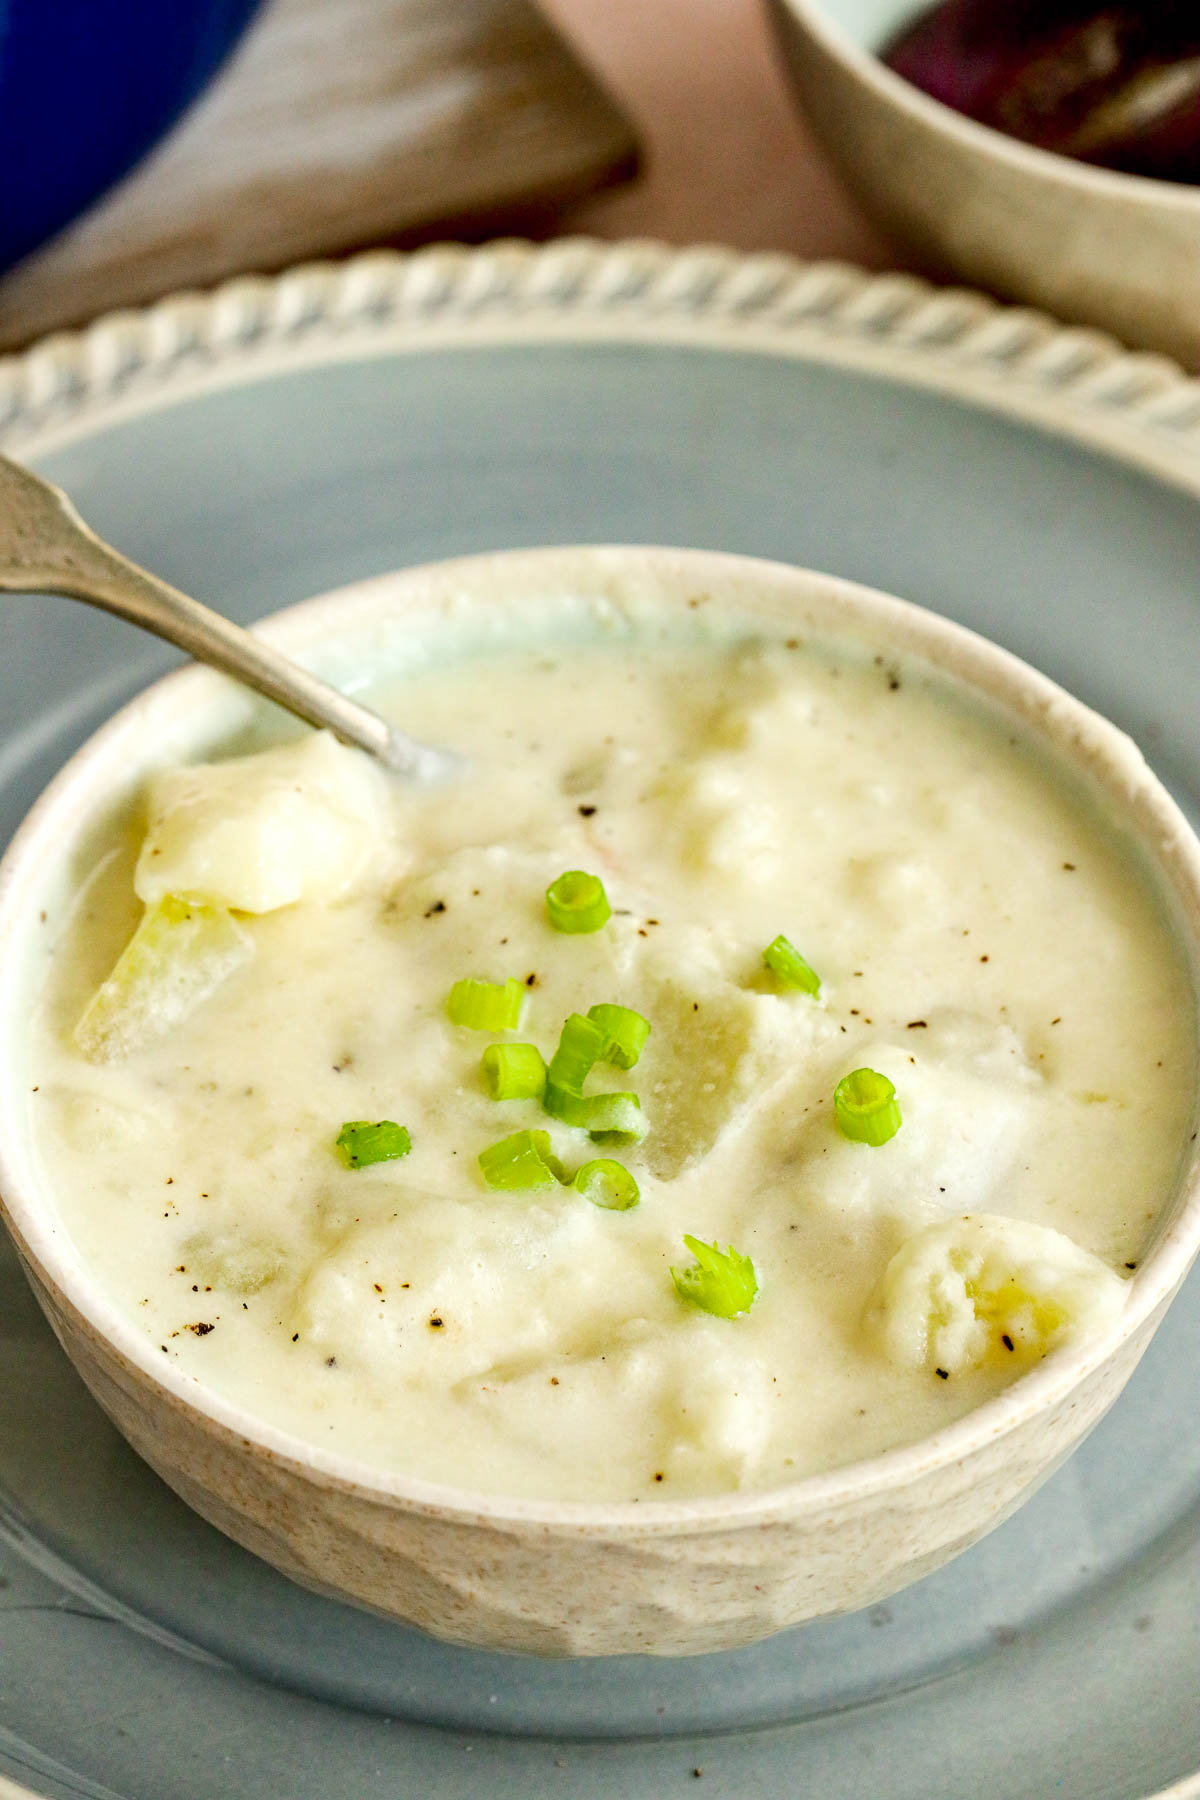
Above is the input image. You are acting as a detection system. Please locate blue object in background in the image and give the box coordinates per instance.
[0,0,263,274]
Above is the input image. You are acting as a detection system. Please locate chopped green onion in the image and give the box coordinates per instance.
[587,1002,651,1069]
[583,1092,647,1146]
[446,976,524,1031]
[478,1129,565,1190]
[547,1012,609,1094]
[542,1082,590,1127]
[670,1235,758,1319]
[544,1084,647,1144]
[546,869,612,934]
[834,1067,902,1146]
[762,934,821,996]
[335,1120,412,1170]
[481,1042,547,1101]
[543,1011,649,1143]
[573,1158,640,1211]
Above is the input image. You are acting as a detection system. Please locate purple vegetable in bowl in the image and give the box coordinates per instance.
[884,1,1200,184]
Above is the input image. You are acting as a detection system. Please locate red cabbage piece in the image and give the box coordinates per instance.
[883,1,1200,184]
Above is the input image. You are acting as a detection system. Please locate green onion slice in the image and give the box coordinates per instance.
[583,1091,646,1146]
[573,1158,640,1211]
[547,1012,609,1094]
[546,869,612,935]
[587,1002,651,1069]
[834,1067,902,1146]
[544,1083,646,1145]
[335,1120,412,1170]
[478,1129,565,1191]
[542,1082,590,1127]
[762,933,821,996]
[481,1042,547,1101]
[446,976,524,1031]
[670,1235,758,1318]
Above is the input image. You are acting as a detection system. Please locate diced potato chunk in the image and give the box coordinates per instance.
[867,1212,1127,1375]
[135,731,384,914]
[74,894,253,1062]
[636,934,839,1179]
[181,1229,289,1296]
[295,1193,664,1386]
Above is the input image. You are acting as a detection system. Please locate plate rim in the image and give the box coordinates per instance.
[1,238,1199,494]
[0,235,1197,1800]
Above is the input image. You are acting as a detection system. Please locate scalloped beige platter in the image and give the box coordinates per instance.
[0,240,1197,1800]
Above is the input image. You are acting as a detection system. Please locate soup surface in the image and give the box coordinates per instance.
[26,620,1195,1501]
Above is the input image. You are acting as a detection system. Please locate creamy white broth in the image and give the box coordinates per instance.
[28,629,1195,1502]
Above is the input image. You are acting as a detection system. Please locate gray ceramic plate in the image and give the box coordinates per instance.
[1,242,1199,1800]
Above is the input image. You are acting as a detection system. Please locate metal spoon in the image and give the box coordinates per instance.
[0,452,454,780]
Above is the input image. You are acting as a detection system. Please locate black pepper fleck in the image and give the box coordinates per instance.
[424,900,447,917]
[429,1316,444,1329]
[935,1368,950,1379]
[577,804,597,817]
[906,1020,927,1029]
[1001,1334,1015,1352]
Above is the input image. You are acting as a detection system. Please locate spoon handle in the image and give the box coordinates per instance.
[0,453,443,778]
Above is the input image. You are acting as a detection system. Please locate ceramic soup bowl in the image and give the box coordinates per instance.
[769,0,1200,368]
[1,545,1198,1656]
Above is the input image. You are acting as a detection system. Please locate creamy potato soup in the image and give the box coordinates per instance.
[27,622,1195,1502]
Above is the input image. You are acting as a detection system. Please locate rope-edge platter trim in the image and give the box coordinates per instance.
[2,238,1200,489]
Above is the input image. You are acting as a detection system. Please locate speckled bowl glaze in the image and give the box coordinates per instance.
[1,545,1199,1657]
[769,0,1200,368]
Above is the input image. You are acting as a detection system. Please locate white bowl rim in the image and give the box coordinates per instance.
[775,0,1200,214]
[1,542,1198,1533]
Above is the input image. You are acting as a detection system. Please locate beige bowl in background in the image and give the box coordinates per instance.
[1,545,1199,1657]
[769,0,1200,368]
